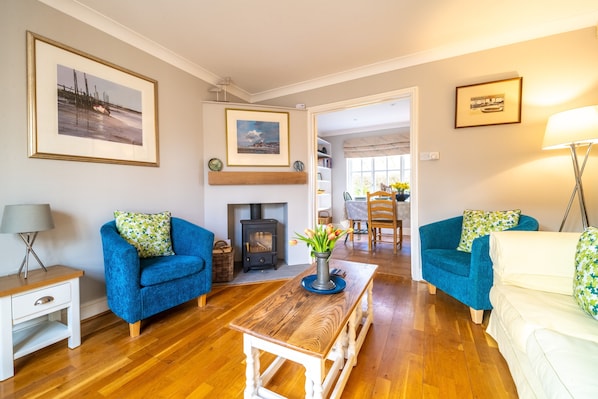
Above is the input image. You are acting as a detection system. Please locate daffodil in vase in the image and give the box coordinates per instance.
[290,223,351,290]
[391,181,410,201]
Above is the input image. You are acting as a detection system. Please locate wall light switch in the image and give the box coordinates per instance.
[420,152,440,161]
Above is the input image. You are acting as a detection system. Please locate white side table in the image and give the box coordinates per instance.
[0,265,84,380]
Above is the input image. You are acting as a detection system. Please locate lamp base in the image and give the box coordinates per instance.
[17,232,48,279]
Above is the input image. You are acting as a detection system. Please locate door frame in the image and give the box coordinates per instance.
[307,87,422,280]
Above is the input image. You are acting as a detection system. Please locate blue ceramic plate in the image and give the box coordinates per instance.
[301,274,346,294]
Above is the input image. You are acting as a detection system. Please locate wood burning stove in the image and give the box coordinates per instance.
[241,204,278,272]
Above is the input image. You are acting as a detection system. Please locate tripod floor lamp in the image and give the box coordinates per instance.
[0,204,55,278]
[543,105,598,231]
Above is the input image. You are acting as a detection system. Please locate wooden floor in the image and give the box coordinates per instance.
[0,236,518,398]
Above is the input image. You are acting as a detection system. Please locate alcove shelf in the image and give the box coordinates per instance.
[208,171,308,185]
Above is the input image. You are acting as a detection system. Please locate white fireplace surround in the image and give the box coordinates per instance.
[202,102,312,266]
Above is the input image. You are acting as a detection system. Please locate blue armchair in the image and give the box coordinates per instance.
[419,214,539,323]
[100,217,214,337]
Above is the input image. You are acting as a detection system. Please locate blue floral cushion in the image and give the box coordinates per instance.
[457,209,521,253]
[573,226,598,320]
[114,210,175,258]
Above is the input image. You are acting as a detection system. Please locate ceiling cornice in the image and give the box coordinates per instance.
[38,0,252,101]
[251,13,598,102]
[40,0,598,104]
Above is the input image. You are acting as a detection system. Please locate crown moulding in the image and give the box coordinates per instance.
[208,171,308,185]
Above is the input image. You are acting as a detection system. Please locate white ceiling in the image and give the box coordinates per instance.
[316,98,411,136]
[41,0,598,104]
[39,0,598,133]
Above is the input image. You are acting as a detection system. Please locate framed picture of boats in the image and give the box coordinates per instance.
[455,77,522,128]
[225,108,290,166]
[26,31,159,166]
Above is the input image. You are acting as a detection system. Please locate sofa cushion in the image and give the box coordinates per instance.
[140,255,205,287]
[527,329,598,399]
[457,209,521,253]
[490,231,580,295]
[573,227,598,320]
[422,249,471,277]
[490,283,598,355]
[114,210,175,258]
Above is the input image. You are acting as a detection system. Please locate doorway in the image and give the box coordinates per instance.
[307,87,422,280]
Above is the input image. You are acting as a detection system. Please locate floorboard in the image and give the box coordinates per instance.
[0,236,518,398]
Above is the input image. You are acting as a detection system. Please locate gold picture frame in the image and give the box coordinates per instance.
[455,77,522,128]
[225,108,290,166]
[27,31,159,166]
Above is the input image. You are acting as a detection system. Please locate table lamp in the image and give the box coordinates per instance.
[0,204,55,278]
[543,105,598,231]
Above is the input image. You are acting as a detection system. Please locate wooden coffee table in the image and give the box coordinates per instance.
[229,259,377,399]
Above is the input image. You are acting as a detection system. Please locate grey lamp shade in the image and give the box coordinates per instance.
[0,204,55,234]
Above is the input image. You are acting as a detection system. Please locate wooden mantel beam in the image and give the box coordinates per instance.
[208,171,308,185]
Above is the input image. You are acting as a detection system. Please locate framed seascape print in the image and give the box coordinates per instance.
[27,31,159,166]
[225,108,290,166]
[455,77,522,128]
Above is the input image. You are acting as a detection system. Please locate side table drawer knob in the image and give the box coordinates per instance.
[34,296,55,306]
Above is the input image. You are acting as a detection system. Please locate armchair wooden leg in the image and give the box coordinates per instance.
[470,308,484,324]
[129,321,141,337]
[197,294,207,308]
[427,283,437,295]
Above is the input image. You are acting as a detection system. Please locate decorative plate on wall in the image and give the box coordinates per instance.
[208,158,223,171]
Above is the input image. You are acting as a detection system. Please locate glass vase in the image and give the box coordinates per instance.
[311,251,336,290]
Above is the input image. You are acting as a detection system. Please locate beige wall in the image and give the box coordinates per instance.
[2,0,598,317]
[0,0,216,316]
[262,28,598,232]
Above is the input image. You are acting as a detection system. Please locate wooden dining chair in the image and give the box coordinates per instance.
[366,190,403,254]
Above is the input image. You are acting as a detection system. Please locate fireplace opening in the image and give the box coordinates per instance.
[241,204,278,272]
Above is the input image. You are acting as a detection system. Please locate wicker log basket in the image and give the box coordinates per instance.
[212,240,234,282]
[317,211,332,225]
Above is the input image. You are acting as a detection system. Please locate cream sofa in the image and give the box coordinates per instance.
[487,231,598,399]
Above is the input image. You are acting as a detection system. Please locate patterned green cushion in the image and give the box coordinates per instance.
[114,211,175,258]
[573,226,598,320]
[456,209,521,252]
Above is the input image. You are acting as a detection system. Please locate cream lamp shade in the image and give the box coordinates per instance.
[542,105,598,231]
[543,105,598,149]
[0,204,55,233]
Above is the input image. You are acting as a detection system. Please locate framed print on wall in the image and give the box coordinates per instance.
[27,31,159,166]
[225,109,290,166]
[455,77,522,128]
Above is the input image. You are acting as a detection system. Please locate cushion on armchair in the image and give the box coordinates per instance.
[114,210,175,258]
[457,209,521,252]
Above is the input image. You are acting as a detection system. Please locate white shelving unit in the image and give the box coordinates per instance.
[317,138,332,222]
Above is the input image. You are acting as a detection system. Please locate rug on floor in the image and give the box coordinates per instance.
[214,261,312,286]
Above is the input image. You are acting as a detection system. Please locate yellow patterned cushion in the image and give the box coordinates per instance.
[114,211,175,258]
[457,209,521,252]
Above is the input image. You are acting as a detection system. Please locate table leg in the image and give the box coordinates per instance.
[243,336,261,398]
[304,357,325,399]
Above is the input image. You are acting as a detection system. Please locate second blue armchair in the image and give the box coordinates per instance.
[419,214,539,323]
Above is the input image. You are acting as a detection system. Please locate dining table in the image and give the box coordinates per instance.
[344,199,410,242]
